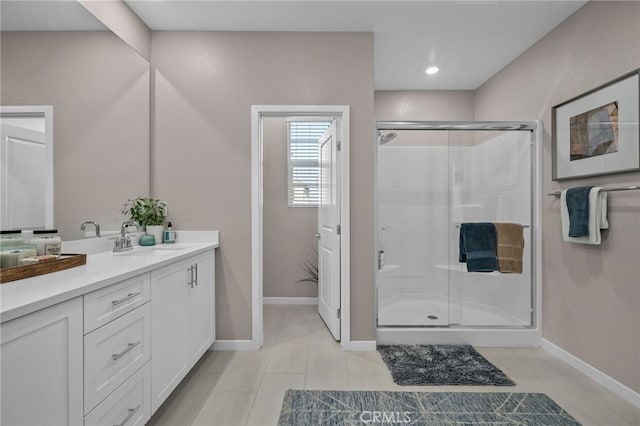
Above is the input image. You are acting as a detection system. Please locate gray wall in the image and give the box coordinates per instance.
[475,1,640,393]
[375,91,475,121]
[263,117,318,298]
[151,31,375,341]
[0,31,150,241]
[79,0,151,61]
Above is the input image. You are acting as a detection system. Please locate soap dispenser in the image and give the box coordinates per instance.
[164,222,176,244]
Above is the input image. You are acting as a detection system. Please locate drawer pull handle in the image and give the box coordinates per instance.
[112,292,142,306]
[113,404,141,426]
[112,341,141,361]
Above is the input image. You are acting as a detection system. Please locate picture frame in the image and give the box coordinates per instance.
[552,69,640,181]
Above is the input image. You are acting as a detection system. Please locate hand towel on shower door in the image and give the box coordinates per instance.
[459,223,498,272]
[494,223,524,274]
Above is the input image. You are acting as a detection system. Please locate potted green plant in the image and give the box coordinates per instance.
[122,197,167,244]
[297,247,318,284]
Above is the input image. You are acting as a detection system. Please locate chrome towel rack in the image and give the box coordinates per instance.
[547,185,640,198]
[455,224,530,228]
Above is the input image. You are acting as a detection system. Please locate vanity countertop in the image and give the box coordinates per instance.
[0,234,219,324]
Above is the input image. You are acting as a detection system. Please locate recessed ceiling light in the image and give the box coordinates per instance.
[425,66,440,75]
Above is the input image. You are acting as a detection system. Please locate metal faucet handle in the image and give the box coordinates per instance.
[113,237,134,253]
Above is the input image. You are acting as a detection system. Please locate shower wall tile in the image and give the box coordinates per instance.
[378,146,450,325]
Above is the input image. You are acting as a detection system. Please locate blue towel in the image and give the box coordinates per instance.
[459,223,498,272]
[566,186,593,237]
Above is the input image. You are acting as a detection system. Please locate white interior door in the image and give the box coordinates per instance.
[0,123,46,229]
[317,120,341,340]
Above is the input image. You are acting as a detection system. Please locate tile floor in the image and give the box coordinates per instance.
[148,304,640,426]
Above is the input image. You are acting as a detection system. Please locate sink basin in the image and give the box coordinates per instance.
[114,245,188,256]
[151,245,187,251]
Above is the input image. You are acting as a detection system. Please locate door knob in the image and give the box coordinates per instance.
[315,233,321,239]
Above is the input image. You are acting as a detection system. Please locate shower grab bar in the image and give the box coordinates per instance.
[547,185,640,198]
[455,224,530,228]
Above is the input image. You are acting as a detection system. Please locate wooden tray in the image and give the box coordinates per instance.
[0,254,87,284]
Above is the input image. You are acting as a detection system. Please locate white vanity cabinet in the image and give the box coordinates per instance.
[1,297,84,426]
[150,250,215,412]
[0,243,217,426]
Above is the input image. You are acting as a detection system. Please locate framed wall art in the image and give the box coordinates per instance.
[552,69,639,181]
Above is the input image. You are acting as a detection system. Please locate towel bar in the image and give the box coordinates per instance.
[547,185,640,198]
[455,224,530,228]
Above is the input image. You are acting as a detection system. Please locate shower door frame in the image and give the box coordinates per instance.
[374,120,542,347]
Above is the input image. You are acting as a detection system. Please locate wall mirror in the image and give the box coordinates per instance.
[0,0,151,240]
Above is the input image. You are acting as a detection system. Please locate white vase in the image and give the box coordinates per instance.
[146,225,164,245]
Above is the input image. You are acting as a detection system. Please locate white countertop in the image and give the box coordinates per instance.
[0,232,219,323]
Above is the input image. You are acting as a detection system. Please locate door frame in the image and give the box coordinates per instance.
[251,105,351,350]
[0,105,54,230]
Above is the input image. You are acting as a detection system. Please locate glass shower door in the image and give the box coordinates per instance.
[449,130,533,327]
[376,126,535,329]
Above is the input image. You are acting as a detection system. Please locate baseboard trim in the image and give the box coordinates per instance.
[541,338,640,408]
[376,327,540,347]
[349,340,377,351]
[211,340,256,351]
[263,297,318,305]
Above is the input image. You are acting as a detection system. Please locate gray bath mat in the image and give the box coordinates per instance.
[278,390,580,425]
[377,344,515,386]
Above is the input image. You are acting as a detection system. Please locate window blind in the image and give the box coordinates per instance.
[288,121,331,207]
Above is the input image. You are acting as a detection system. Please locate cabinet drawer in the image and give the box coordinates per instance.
[84,362,151,426]
[84,273,150,334]
[84,303,151,413]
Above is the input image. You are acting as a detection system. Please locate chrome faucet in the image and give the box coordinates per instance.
[80,221,101,237]
[113,221,139,252]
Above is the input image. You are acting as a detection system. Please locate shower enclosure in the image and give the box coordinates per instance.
[375,122,541,346]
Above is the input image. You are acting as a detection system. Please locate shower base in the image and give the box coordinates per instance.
[377,293,539,347]
[378,293,527,327]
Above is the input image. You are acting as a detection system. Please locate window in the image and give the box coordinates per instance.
[287,120,331,207]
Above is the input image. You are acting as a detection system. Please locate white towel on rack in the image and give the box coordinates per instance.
[561,187,609,244]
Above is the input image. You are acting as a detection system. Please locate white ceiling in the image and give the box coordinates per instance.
[124,0,587,90]
[2,0,588,90]
[0,1,106,31]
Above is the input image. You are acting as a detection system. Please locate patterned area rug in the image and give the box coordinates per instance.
[377,344,515,386]
[278,390,581,425]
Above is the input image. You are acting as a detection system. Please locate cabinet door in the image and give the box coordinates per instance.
[150,259,190,412]
[1,297,83,426]
[189,252,216,363]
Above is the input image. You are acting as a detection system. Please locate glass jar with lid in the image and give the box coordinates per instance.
[31,229,62,256]
[1,230,37,268]
[0,230,25,249]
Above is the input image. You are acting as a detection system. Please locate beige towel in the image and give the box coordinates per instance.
[494,223,524,274]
